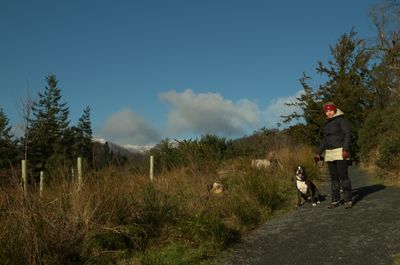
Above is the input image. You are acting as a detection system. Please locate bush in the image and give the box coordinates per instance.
[151,134,246,175]
[376,138,400,171]
[358,107,400,164]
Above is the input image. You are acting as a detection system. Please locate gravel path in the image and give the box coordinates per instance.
[220,166,400,265]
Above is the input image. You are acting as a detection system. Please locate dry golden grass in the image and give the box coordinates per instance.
[0,144,320,264]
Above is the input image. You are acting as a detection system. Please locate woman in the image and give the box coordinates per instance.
[315,102,353,209]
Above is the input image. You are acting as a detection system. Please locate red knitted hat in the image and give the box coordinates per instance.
[323,103,337,112]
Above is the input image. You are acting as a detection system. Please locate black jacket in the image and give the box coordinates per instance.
[318,109,352,155]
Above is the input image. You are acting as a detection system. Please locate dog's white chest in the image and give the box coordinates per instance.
[296,180,308,194]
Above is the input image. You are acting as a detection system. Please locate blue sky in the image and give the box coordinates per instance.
[1,0,378,146]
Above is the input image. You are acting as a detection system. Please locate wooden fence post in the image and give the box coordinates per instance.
[149,155,154,182]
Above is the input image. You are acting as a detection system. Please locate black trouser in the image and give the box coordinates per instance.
[327,160,352,202]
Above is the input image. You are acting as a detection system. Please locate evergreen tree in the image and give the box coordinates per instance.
[282,74,325,146]
[28,75,70,171]
[284,31,373,156]
[316,31,373,130]
[73,106,93,165]
[0,108,18,169]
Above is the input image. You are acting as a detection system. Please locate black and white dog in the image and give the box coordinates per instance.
[295,166,322,207]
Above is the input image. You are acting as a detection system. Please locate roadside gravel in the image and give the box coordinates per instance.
[220,166,400,265]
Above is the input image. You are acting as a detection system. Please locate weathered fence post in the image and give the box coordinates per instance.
[77,157,82,189]
[40,171,44,197]
[149,155,154,182]
[21,160,27,195]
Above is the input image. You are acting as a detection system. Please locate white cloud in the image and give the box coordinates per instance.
[159,89,260,136]
[100,108,161,145]
[98,90,305,145]
[262,90,304,128]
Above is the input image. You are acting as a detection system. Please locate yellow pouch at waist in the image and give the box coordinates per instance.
[324,148,344,162]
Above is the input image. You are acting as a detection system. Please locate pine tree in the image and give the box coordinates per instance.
[28,75,70,172]
[73,106,93,166]
[0,108,18,169]
[284,31,373,155]
[317,31,373,127]
[282,74,325,146]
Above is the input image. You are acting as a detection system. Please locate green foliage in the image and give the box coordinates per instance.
[376,138,400,171]
[18,75,95,181]
[282,74,325,146]
[284,30,391,160]
[28,75,71,173]
[0,108,18,169]
[151,134,244,174]
[73,106,93,164]
[151,139,187,172]
[358,108,385,161]
[250,127,297,155]
[317,31,373,155]
[358,106,400,172]
[44,152,73,181]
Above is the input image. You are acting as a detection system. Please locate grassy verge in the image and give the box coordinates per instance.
[360,163,400,187]
[0,145,320,264]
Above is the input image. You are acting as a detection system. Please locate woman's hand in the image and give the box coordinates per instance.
[314,154,322,162]
[342,150,350,159]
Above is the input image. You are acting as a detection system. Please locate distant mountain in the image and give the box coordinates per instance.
[123,144,154,153]
[92,138,154,155]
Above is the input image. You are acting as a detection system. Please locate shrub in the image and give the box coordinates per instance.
[358,106,400,165]
[376,138,400,171]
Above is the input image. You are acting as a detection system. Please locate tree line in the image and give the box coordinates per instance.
[283,1,400,176]
[0,75,116,181]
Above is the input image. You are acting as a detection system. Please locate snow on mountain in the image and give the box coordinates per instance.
[123,144,155,153]
[92,137,154,154]
[92,137,107,144]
